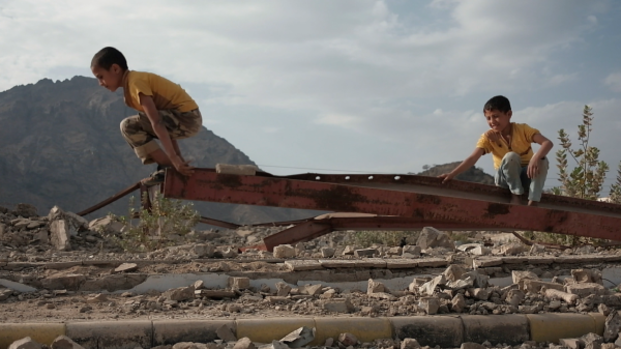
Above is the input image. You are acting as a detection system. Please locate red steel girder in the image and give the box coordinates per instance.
[162,169,621,241]
[262,215,508,251]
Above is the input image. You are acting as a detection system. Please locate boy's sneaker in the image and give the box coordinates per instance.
[142,168,166,186]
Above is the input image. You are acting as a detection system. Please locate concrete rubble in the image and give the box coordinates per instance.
[4,203,621,348]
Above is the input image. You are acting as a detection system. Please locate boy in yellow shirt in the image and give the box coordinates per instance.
[90,47,202,183]
[439,95,553,206]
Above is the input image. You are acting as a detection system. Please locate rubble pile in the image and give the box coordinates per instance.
[3,204,621,348]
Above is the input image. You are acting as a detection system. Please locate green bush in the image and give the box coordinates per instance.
[113,193,200,252]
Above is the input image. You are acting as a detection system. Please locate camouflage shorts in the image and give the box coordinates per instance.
[120,109,202,164]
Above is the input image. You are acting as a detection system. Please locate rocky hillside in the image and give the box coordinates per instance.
[416,162,495,185]
[0,77,317,223]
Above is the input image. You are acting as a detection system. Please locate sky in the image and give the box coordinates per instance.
[1,0,621,193]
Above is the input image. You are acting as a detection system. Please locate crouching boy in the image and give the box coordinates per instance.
[91,46,202,183]
[439,95,553,206]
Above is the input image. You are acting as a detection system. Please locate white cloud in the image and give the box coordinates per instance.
[604,72,621,92]
[1,0,619,181]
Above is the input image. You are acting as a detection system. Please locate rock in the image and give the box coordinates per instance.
[472,288,490,300]
[220,247,238,259]
[8,337,41,349]
[51,335,85,349]
[402,245,421,258]
[233,337,256,349]
[193,280,205,290]
[460,343,487,349]
[581,332,603,347]
[603,311,621,342]
[355,248,377,258]
[598,304,611,316]
[367,279,385,294]
[548,300,562,310]
[216,324,237,342]
[273,244,296,258]
[558,339,581,349]
[86,294,108,303]
[401,338,421,349]
[387,246,403,256]
[451,293,466,313]
[228,277,250,290]
[191,244,214,258]
[114,263,138,273]
[572,269,603,285]
[169,286,195,301]
[279,326,315,348]
[322,299,354,313]
[49,220,72,251]
[512,270,539,284]
[276,282,292,297]
[269,341,290,349]
[521,280,563,294]
[444,264,468,282]
[506,290,525,307]
[501,243,526,255]
[40,274,86,291]
[338,333,358,346]
[15,204,38,218]
[458,243,489,256]
[545,289,579,305]
[88,216,124,235]
[419,274,446,296]
[566,283,607,297]
[236,230,254,237]
[321,247,335,258]
[416,227,454,250]
[299,284,323,296]
[64,212,89,230]
[529,244,546,255]
[419,296,440,315]
[342,245,356,255]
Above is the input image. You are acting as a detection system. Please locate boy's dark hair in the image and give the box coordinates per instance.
[483,95,511,113]
[91,47,128,71]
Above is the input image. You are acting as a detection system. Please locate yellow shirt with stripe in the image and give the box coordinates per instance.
[476,123,540,170]
[122,71,198,113]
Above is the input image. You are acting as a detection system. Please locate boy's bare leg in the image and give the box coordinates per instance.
[148,149,174,168]
[527,200,538,206]
[510,194,522,205]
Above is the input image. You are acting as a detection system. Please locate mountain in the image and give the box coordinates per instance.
[0,77,319,223]
[416,162,495,185]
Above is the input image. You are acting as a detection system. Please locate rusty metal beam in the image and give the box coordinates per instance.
[77,182,141,216]
[163,169,621,241]
[262,215,511,251]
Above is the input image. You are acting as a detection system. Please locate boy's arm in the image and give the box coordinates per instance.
[527,133,553,178]
[438,148,485,183]
[139,94,194,176]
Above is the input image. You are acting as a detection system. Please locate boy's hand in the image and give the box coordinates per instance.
[171,157,195,177]
[438,173,454,183]
[527,157,541,179]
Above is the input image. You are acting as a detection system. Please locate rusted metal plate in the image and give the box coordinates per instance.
[262,216,504,251]
[163,169,621,241]
[283,173,621,216]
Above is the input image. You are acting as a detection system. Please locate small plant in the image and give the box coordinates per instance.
[554,105,609,200]
[113,193,200,252]
[609,162,621,204]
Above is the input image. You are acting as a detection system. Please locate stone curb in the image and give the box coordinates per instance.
[0,314,606,349]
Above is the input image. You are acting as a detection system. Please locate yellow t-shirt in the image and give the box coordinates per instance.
[122,71,198,113]
[476,123,540,170]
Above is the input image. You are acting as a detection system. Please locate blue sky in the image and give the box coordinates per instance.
[1,0,621,193]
